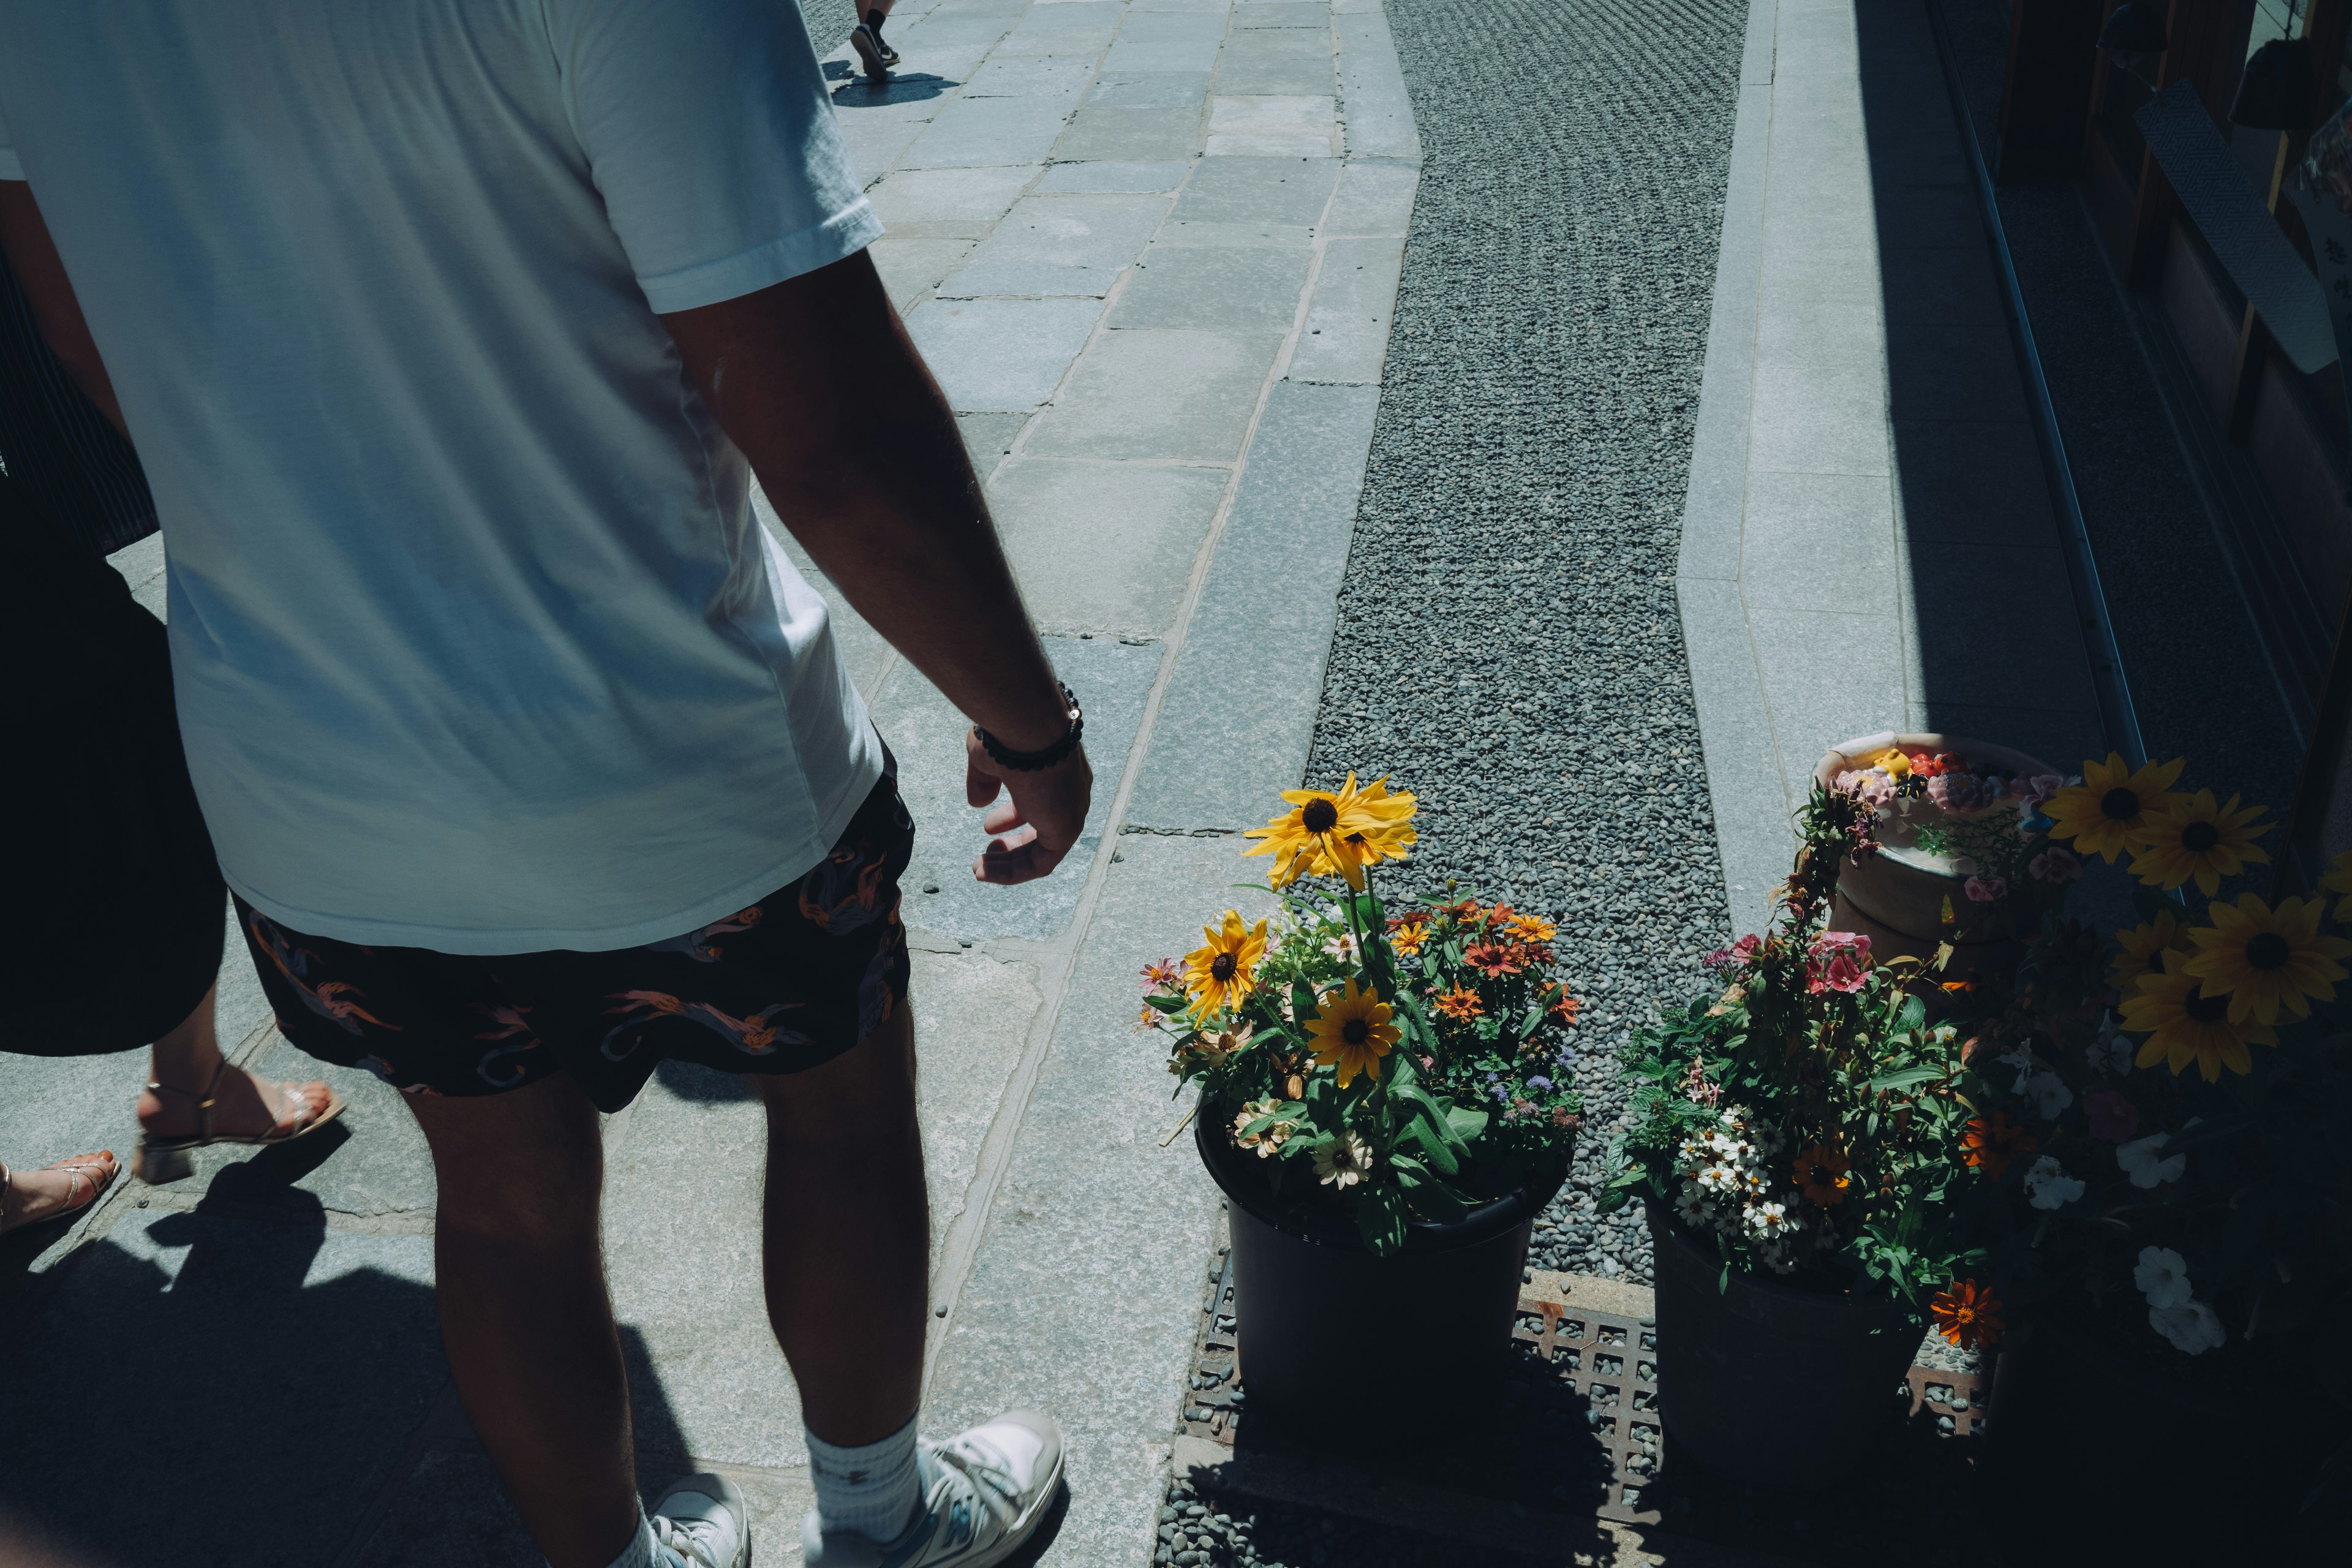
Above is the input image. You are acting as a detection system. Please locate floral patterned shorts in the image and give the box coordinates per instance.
[236,767,916,1113]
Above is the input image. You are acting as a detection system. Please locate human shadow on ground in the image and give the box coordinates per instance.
[831,72,958,107]
[0,1129,698,1567]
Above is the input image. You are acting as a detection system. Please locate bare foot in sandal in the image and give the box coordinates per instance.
[135,1062,339,1144]
[0,1151,120,1234]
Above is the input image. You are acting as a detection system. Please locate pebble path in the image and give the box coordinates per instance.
[1303,0,1749,1288]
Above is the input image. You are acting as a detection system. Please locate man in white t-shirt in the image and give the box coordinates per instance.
[0,4,1086,1566]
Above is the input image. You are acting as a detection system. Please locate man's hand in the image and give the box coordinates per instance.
[965,731,1091,884]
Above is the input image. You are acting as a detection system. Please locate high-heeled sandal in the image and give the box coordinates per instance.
[135,1061,345,1184]
[0,1150,121,1234]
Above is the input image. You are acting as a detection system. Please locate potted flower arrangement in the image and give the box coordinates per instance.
[1814,731,2071,977]
[1600,782,1996,1488]
[1950,753,2352,1558]
[1141,774,1583,1438]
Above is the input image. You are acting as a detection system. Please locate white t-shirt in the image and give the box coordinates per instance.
[0,0,889,954]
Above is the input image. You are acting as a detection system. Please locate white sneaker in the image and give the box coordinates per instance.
[650,1472,751,1568]
[800,1411,1064,1568]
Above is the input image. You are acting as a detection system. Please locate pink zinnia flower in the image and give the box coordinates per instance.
[1807,951,1869,995]
[2028,847,2082,884]
[1964,876,2008,903]
[1808,930,1870,959]
[2084,1089,2139,1144]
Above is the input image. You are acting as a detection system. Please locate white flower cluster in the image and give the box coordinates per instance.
[2135,1245,2226,1355]
[1669,1106,1807,1275]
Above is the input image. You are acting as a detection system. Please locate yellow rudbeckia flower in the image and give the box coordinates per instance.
[2119,950,2275,1081]
[1183,910,1268,1013]
[1303,978,1400,1088]
[2108,911,2191,997]
[2128,790,2271,895]
[1242,772,1417,890]
[2041,753,2185,862]
[2182,893,2350,1027]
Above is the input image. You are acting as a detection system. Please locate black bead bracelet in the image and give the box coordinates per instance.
[975,682,1083,771]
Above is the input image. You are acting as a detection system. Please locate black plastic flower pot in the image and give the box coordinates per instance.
[1646,1203,1922,1489]
[1195,1110,1566,1445]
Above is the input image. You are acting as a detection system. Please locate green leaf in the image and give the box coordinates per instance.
[1868,1065,1942,1093]
[1357,1185,1410,1256]
[1445,1105,1489,1142]
[1145,995,1188,1014]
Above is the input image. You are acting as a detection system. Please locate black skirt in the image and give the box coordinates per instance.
[0,473,223,1055]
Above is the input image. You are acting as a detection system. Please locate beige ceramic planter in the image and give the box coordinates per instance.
[1812,731,2055,979]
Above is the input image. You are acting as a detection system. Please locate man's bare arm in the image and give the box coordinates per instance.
[0,182,126,437]
[660,252,1090,885]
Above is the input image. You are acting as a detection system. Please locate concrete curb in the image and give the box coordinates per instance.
[1676,0,1789,944]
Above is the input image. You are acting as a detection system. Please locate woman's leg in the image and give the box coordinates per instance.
[135,984,334,1139]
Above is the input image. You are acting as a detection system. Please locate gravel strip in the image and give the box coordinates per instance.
[1305,0,1749,1286]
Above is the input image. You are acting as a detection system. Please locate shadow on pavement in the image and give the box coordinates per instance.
[830,73,959,107]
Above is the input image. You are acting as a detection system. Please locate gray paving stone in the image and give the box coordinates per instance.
[872,164,1042,229]
[1051,104,1205,161]
[1118,8,1232,41]
[962,53,1098,97]
[1877,243,2006,327]
[1168,153,1340,225]
[1085,69,1211,107]
[941,193,1167,296]
[986,458,1229,635]
[1234,1,1327,24]
[1755,269,1885,368]
[1212,21,1331,56]
[1747,605,1910,804]
[873,234,976,307]
[1747,361,1890,477]
[1889,419,2059,549]
[901,94,1076,168]
[1126,380,1378,831]
[1001,23,1121,56]
[1022,328,1284,460]
[840,116,927,186]
[899,949,1049,1270]
[1150,217,1317,247]
[1102,37,1224,72]
[959,410,1033,482]
[1110,243,1313,329]
[1902,540,2100,714]
[1035,159,1191,193]
[872,633,1161,944]
[1676,578,1792,944]
[923,832,1274,1568]
[1885,322,2030,423]
[1321,159,1417,235]
[0,1207,442,1567]
[1132,0,1233,10]
[1211,51,1338,96]
[905,296,1105,411]
[1287,233,1403,383]
[1740,469,1898,614]
[1335,9,1420,160]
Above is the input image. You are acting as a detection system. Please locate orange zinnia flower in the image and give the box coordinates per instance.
[1464,941,1526,978]
[1928,1280,2004,1350]
[1431,986,1484,1022]
[1387,916,1430,957]
[1547,990,1581,1026]
[1961,1112,2037,1182]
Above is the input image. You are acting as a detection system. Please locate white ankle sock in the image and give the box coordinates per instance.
[595,1508,659,1568]
[807,1417,922,1544]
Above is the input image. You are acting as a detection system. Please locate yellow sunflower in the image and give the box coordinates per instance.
[2321,850,2352,923]
[1242,772,1417,890]
[2108,911,2190,997]
[2128,790,2271,894]
[2119,949,2276,1081]
[1303,978,1400,1088]
[2182,893,2350,1026]
[2040,753,2186,862]
[1183,910,1268,1013]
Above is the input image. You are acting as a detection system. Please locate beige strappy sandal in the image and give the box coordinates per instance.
[0,1150,121,1234]
[135,1060,346,1184]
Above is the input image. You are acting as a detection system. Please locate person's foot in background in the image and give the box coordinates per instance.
[850,4,900,81]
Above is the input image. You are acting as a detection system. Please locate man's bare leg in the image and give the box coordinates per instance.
[405,1072,642,1568]
[752,1004,929,1446]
